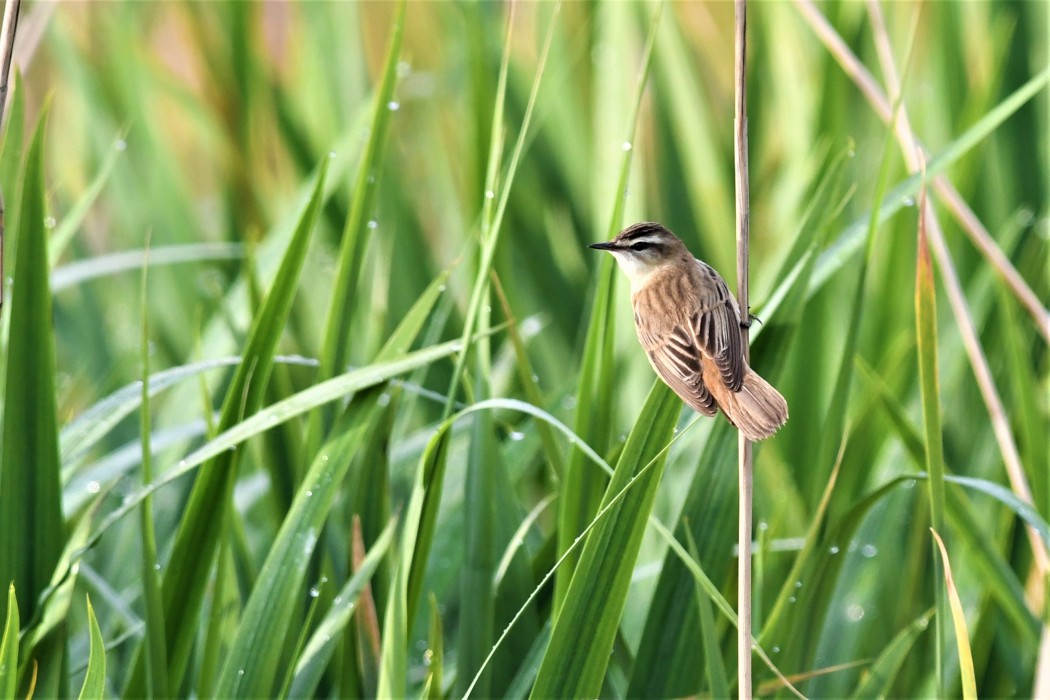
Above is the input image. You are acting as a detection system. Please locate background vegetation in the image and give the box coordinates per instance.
[0,1,1046,697]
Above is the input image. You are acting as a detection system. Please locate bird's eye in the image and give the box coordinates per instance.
[630,242,652,251]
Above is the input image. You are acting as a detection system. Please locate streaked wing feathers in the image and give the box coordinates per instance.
[637,325,719,416]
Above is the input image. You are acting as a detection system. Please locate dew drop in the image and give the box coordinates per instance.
[794,580,803,589]
[757,520,769,532]
[44,216,56,229]
[309,586,320,598]
[367,219,378,230]
[847,603,865,621]
[114,138,128,151]
[378,392,391,407]
[509,430,525,441]
[621,141,632,151]
[788,596,796,603]
[328,150,337,159]
[861,544,878,558]
[484,190,495,200]
[87,481,101,494]
[828,545,840,555]
[387,100,400,111]
[238,668,245,676]
[902,196,916,207]
[772,645,781,654]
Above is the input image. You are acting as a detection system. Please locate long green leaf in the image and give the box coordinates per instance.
[0,111,64,679]
[215,402,382,698]
[287,519,396,699]
[307,0,404,454]
[851,610,934,699]
[915,184,949,693]
[555,0,663,613]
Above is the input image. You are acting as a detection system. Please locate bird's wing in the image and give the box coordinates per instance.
[692,260,745,392]
[636,318,719,416]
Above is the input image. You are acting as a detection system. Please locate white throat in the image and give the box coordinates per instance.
[613,254,659,295]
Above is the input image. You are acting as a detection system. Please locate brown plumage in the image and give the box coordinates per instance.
[590,222,788,440]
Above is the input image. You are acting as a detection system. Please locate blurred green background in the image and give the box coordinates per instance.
[0,0,1046,697]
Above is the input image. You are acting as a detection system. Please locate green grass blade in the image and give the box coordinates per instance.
[215,403,385,698]
[531,382,680,699]
[915,185,948,693]
[0,586,17,699]
[125,156,330,693]
[851,610,934,699]
[138,241,167,697]
[685,527,729,699]
[308,0,404,447]
[931,529,978,700]
[555,0,663,612]
[0,109,64,648]
[49,133,124,266]
[75,596,106,700]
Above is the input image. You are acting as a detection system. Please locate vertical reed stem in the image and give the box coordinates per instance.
[733,0,752,698]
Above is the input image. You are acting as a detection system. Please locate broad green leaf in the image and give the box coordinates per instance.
[213,400,386,698]
[0,110,63,648]
[76,596,106,700]
[531,382,680,699]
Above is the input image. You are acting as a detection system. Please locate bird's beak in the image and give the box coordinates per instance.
[588,241,619,251]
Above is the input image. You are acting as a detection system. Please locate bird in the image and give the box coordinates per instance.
[589,221,788,441]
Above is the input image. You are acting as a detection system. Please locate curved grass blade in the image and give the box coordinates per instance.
[75,596,105,700]
[685,526,729,699]
[124,156,330,693]
[0,586,17,698]
[0,110,63,652]
[51,243,243,293]
[931,529,978,700]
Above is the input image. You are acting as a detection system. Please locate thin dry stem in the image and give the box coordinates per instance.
[733,0,752,698]
[794,0,1049,344]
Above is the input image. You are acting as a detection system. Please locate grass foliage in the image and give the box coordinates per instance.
[0,1,1046,697]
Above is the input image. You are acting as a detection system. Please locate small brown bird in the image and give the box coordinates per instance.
[590,222,788,440]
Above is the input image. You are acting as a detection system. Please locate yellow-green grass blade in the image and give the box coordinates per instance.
[555,0,663,612]
[931,529,978,700]
[124,157,330,693]
[0,112,64,677]
[75,596,105,700]
[0,586,17,698]
[851,609,934,699]
[49,132,125,266]
[531,382,680,699]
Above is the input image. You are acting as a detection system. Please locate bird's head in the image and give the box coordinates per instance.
[589,222,689,289]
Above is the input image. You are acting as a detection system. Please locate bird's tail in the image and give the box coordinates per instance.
[719,368,788,441]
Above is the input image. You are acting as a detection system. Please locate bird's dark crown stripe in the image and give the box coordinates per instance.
[620,223,668,241]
